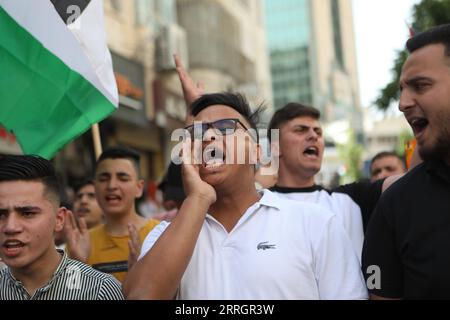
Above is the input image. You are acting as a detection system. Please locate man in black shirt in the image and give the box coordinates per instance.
[362,23,450,300]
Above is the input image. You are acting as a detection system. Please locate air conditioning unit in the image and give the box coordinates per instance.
[156,23,188,71]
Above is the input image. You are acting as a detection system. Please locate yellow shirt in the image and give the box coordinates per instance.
[87,219,160,283]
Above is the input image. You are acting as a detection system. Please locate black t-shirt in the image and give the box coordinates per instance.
[362,160,450,299]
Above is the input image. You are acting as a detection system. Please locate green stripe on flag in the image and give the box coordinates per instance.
[0,6,116,159]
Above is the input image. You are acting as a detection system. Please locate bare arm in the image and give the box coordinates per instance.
[123,145,216,300]
[173,54,204,126]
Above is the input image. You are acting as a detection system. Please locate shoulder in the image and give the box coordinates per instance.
[143,218,161,230]
[380,162,427,203]
[271,194,351,253]
[65,258,122,288]
[323,188,360,206]
[333,179,383,196]
[142,220,170,242]
[66,259,123,299]
[265,190,336,224]
[369,164,428,229]
[388,162,426,191]
[139,221,171,260]
[0,268,8,297]
[0,268,7,282]
[140,218,161,237]
[274,185,360,211]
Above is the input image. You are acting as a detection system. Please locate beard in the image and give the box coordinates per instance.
[419,112,450,163]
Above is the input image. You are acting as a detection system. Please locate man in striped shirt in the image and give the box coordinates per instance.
[0,155,123,300]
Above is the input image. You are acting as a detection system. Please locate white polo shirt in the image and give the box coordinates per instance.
[139,190,368,300]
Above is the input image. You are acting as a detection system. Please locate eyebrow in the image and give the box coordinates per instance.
[293,124,322,131]
[0,206,42,213]
[400,76,433,89]
[117,172,131,178]
[97,172,131,178]
[77,191,95,196]
[16,206,42,212]
[97,172,110,177]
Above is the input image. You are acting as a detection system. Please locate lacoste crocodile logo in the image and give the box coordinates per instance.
[257,242,276,251]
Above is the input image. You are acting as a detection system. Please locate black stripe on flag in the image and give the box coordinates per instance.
[50,0,91,25]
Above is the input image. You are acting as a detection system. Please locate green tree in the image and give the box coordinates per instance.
[337,130,364,183]
[375,0,450,111]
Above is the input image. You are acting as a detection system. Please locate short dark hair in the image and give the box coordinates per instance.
[268,103,321,142]
[190,92,265,143]
[406,23,450,56]
[96,146,141,176]
[158,163,185,202]
[0,155,61,204]
[370,152,405,169]
[74,178,94,194]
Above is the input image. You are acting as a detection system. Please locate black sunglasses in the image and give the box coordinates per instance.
[184,118,257,142]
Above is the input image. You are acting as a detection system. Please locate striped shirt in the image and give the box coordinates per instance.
[0,250,124,300]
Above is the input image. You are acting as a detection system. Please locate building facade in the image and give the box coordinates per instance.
[265,0,362,128]
[265,0,312,108]
[53,0,274,188]
[176,0,273,111]
[54,0,173,188]
[1,1,273,193]
[265,0,364,186]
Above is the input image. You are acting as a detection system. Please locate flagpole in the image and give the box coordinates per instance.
[91,123,102,160]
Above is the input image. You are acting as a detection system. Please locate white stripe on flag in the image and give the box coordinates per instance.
[0,0,118,106]
[68,0,117,105]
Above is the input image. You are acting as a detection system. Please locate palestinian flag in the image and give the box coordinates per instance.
[0,0,118,159]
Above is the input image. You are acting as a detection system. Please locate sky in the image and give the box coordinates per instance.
[352,0,421,109]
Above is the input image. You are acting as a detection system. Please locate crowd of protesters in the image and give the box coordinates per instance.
[1,24,450,300]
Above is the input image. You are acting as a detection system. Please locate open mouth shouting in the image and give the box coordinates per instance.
[303,146,320,160]
[2,239,26,258]
[409,117,429,140]
[202,145,226,170]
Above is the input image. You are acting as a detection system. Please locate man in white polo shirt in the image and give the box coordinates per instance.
[123,92,367,300]
[168,55,400,262]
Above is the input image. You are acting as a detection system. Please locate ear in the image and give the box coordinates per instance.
[270,141,281,158]
[135,179,145,199]
[55,207,66,233]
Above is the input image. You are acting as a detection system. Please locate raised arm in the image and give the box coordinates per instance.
[173,54,204,125]
[122,143,216,300]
